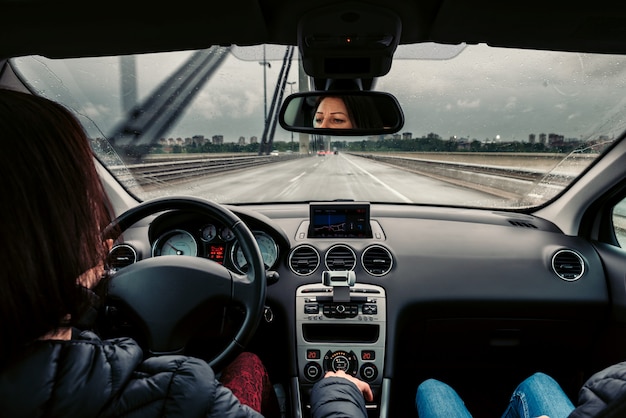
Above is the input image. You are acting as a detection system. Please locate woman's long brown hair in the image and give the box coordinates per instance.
[0,89,114,367]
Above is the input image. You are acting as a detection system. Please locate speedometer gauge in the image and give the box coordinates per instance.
[152,229,198,257]
[231,231,278,273]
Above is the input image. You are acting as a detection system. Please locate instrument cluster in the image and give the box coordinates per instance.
[150,213,280,274]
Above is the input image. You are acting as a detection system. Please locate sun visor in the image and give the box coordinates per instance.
[297,2,401,79]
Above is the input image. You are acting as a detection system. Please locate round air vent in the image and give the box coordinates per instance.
[551,249,585,281]
[108,244,137,271]
[289,245,320,276]
[325,244,356,271]
[361,245,393,276]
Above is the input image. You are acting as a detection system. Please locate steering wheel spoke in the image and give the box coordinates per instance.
[231,271,262,308]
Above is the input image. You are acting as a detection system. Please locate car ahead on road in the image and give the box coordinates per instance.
[4,1,626,417]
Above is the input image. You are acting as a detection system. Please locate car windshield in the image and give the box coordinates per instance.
[10,43,626,208]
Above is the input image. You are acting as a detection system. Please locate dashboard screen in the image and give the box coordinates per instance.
[308,203,372,238]
[207,244,225,264]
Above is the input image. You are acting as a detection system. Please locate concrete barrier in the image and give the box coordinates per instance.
[349,152,597,202]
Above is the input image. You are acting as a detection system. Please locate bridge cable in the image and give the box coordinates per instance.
[108,46,231,160]
[259,46,294,155]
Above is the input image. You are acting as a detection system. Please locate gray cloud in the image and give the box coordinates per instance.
[12,44,626,145]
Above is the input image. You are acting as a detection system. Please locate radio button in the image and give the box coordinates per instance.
[304,304,319,314]
[304,362,323,381]
[363,304,377,315]
[360,363,378,382]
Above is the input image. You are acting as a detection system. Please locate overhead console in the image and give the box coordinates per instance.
[297,1,401,89]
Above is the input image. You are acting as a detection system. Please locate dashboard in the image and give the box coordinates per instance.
[106,200,614,417]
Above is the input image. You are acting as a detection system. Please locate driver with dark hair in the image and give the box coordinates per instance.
[0,88,372,417]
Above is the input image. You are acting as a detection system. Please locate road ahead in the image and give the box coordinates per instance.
[141,153,506,206]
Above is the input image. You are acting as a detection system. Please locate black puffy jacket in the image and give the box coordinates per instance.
[0,330,368,418]
[310,376,368,418]
[0,330,264,418]
[569,361,626,418]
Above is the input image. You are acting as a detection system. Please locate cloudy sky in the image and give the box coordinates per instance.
[13,43,626,145]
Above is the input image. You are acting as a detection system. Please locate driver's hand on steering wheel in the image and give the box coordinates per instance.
[323,370,374,402]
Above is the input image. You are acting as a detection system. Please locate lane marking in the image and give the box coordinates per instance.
[290,172,306,182]
[341,154,413,203]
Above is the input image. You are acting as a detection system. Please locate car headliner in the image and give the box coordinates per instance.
[2,0,626,60]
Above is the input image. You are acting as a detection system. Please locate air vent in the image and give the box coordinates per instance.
[108,244,137,270]
[508,220,538,229]
[361,245,393,276]
[325,244,356,271]
[551,249,585,281]
[289,245,320,276]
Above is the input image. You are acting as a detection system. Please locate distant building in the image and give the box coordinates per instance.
[539,133,547,145]
[529,134,536,144]
[190,135,208,146]
[402,132,413,139]
[212,135,224,145]
[250,136,258,144]
[238,136,246,145]
[548,133,565,147]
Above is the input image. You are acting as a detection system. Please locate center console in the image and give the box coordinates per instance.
[295,272,386,416]
[291,202,388,416]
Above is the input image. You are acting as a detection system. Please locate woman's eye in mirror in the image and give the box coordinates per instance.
[314,97,354,129]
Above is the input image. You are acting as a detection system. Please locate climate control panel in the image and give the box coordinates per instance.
[296,283,386,388]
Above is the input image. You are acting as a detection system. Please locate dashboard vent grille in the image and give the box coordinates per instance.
[325,244,356,271]
[108,244,137,271]
[551,249,585,281]
[508,220,538,229]
[289,245,320,276]
[361,245,393,276]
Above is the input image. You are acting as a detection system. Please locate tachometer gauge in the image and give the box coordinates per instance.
[201,224,217,242]
[219,226,236,242]
[152,229,198,257]
[231,231,278,273]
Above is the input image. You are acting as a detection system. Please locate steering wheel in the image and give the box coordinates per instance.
[103,196,266,369]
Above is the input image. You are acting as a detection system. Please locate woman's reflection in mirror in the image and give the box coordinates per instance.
[313,95,384,129]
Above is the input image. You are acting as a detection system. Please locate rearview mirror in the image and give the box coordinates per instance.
[278,91,404,136]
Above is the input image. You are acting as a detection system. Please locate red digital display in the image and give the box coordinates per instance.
[208,244,225,264]
[307,349,321,360]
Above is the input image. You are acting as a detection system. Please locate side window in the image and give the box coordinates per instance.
[612,197,626,247]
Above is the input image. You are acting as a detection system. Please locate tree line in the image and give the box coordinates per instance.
[104,133,588,158]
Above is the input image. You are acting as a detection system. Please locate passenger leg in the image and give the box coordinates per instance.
[501,372,575,418]
[416,378,473,418]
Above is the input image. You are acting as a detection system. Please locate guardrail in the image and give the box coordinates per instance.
[348,152,596,201]
[109,153,305,188]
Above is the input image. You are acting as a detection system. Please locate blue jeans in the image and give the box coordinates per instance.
[416,373,575,418]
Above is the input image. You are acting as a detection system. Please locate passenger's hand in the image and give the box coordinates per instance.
[324,370,374,402]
